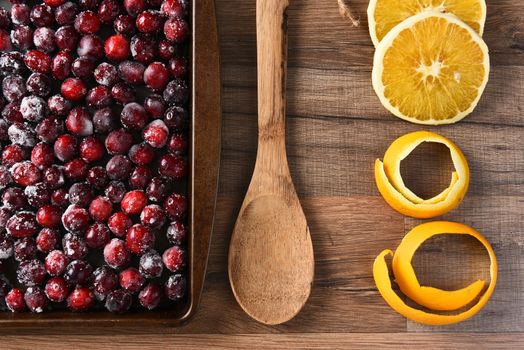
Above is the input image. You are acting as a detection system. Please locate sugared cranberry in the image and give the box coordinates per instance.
[121,190,147,215]
[45,276,69,302]
[32,143,54,169]
[67,287,95,312]
[54,25,79,52]
[105,180,126,203]
[30,5,55,27]
[163,105,188,131]
[2,144,26,167]
[163,193,187,220]
[10,25,33,50]
[24,286,47,313]
[43,165,65,189]
[45,250,69,276]
[98,0,123,24]
[136,10,164,34]
[166,220,186,245]
[94,62,119,87]
[105,34,130,62]
[165,273,186,300]
[61,78,87,102]
[64,158,89,180]
[140,204,165,229]
[51,50,72,80]
[14,237,37,261]
[2,74,26,102]
[163,78,188,105]
[20,95,48,122]
[129,165,152,189]
[86,85,112,108]
[161,0,188,18]
[85,223,111,249]
[11,161,42,186]
[104,238,131,269]
[114,15,135,35]
[62,205,90,234]
[93,107,118,133]
[25,182,51,207]
[68,182,93,206]
[74,11,100,34]
[106,155,132,180]
[62,232,89,259]
[54,134,78,161]
[36,228,59,251]
[139,283,162,310]
[130,34,156,64]
[11,4,30,25]
[168,133,188,155]
[164,17,188,43]
[77,34,104,59]
[158,154,187,180]
[92,265,118,300]
[144,62,169,91]
[139,250,163,278]
[55,2,79,25]
[105,289,132,313]
[146,176,170,202]
[47,95,71,116]
[89,196,113,222]
[3,187,28,210]
[143,119,169,148]
[26,73,51,97]
[118,60,144,84]
[108,212,132,237]
[6,288,25,312]
[158,40,175,61]
[119,267,144,294]
[17,259,46,286]
[63,259,92,286]
[51,188,69,207]
[33,27,56,52]
[71,56,96,80]
[111,82,135,104]
[126,224,155,255]
[129,143,154,165]
[24,50,52,74]
[36,205,62,228]
[87,166,109,190]
[144,94,166,119]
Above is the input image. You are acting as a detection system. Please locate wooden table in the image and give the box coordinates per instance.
[4,0,524,348]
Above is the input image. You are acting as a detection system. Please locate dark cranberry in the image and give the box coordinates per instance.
[158,154,187,180]
[17,259,46,286]
[166,220,186,244]
[51,188,69,207]
[163,193,187,220]
[111,82,135,104]
[10,25,34,50]
[144,94,166,119]
[36,228,59,251]
[161,0,188,18]
[165,273,186,300]
[75,11,100,34]
[106,155,132,181]
[118,60,144,84]
[37,116,65,143]
[66,107,93,136]
[20,95,48,122]
[105,34,130,62]
[45,250,69,276]
[0,232,14,259]
[79,0,100,10]
[126,224,155,255]
[14,237,37,261]
[92,266,118,300]
[62,205,90,234]
[89,197,113,222]
[119,267,144,293]
[26,73,51,97]
[105,181,126,203]
[2,74,26,102]
[45,276,69,302]
[43,165,65,189]
[121,102,148,130]
[2,102,24,124]
[2,187,28,210]
[54,134,78,161]
[45,0,67,7]
[48,94,71,116]
[0,29,11,51]
[168,133,188,155]
[80,136,104,163]
[36,205,62,228]
[121,190,147,215]
[130,34,156,64]
[0,118,7,140]
[146,177,170,202]
[87,166,109,190]
[62,233,88,261]
[143,120,169,148]
[11,161,42,186]
[164,17,188,43]
[61,78,87,102]
[54,25,79,52]
[77,34,104,59]
[98,0,123,24]
[32,143,54,169]
[158,40,175,61]
[55,2,79,25]
[94,63,119,87]
[68,182,93,207]
[25,182,51,207]
[86,86,112,108]
[163,78,188,105]
[105,289,132,313]
[163,105,188,131]
[67,287,95,312]
[129,143,154,166]
[24,286,47,313]
[6,288,26,312]
[124,0,146,17]
[144,62,169,91]
[129,166,152,189]
[139,283,162,310]
[33,27,56,52]
[136,10,164,34]
[11,4,30,25]
[0,8,9,29]
[85,223,110,249]
[51,50,72,80]
[162,246,185,272]
[30,5,55,27]
[93,107,118,133]
[139,250,163,278]
[114,15,135,35]
[0,166,12,189]
[64,158,88,180]
[63,259,92,286]
[140,204,165,229]
[71,56,96,80]
[108,212,131,237]
[104,238,131,269]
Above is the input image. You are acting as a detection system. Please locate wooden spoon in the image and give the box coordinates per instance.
[228,0,315,325]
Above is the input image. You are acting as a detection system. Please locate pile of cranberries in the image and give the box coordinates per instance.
[0,0,190,314]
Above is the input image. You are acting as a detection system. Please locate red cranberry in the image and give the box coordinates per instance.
[98,0,123,24]
[105,35,130,62]
[129,143,154,166]
[67,287,95,312]
[139,250,163,278]
[64,158,88,180]
[92,266,118,300]
[24,286,47,313]
[105,289,132,313]
[2,102,24,124]
[144,94,166,118]
[61,78,88,102]
[130,34,156,64]
[8,123,38,147]
[31,143,53,169]
[164,17,188,43]
[89,196,113,223]
[48,95,72,116]
[45,0,67,7]
[121,102,148,130]
[111,82,135,104]
[36,205,62,228]
[129,166,152,189]
[164,105,187,131]
[143,120,169,148]
[30,5,55,27]
[158,154,187,180]
[146,177,170,202]
[118,60,144,84]
[24,50,52,74]
[51,188,69,207]
[45,276,69,302]
[11,161,42,186]
[161,0,188,18]
[163,78,188,105]
[3,187,28,210]
[54,134,78,161]
[0,232,14,259]
[168,133,188,155]
[104,238,131,269]
[14,237,37,261]
[68,182,93,206]
[75,11,100,34]
[43,165,65,189]
[45,250,69,276]
[71,56,96,80]
[36,228,59,252]
[136,10,164,34]
[6,288,25,312]
[17,259,46,286]
[64,259,93,286]
[94,62,119,86]
[124,0,146,17]
[85,223,111,249]
[114,15,135,35]
[86,85,112,108]
[140,204,166,229]
[121,190,147,215]
[0,29,11,51]
[26,73,52,97]
[77,34,104,59]
[108,212,132,237]
[106,155,132,180]
[79,136,104,163]
[163,193,187,220]
[62,233,89,260]
[105,181,126,203]
[11,4,30,25]
[20,95,48,122]
[33,27,56,52]
[25,182,51,207]
[37,116,65,143]
[144,62,169,91]
[2,74,26,102]
[11,25,34,50]
[158,40,175,61]
[51,50,72,80]
[87,166,109,190]
[55,2,79,25]
[165,273,186,300]
[54,25,79,52]
[93,107,118,133]
[62,205,90,234]
[119,267,144,293]
[162,246,185,272]
[139,283,162,310]
[2,144,26,167]
[126,224,155,255]
[166,220,187,245]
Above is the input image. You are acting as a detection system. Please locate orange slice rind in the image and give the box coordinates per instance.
[373,221,498,326]
[375,131,469,219]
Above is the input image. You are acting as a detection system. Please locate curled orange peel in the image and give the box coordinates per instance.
[375,131,470,218]
[373,221,498,326]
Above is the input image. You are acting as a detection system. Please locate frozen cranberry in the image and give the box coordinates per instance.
[166,220,186,245]
[89,196,113,223]
[129,166,152,189]
[47,95,70,117]
[0,51,25,76]
[55,2,79,25]
[168,133,188,155]
[124,0,146,17]
[146,177,170,202]
[45,0,67,7]
[14,237,37,261]
[61,78,87,102]
[36,117,64,144]
[2,74,26,102]
[121,190,147,215]
[36,228,59,252]
[139,283,162,310]
[126,224,155,255]
[164,17,188,43]
[144,62,169,91]
[106,155,132,181]
[94,62,119,86]
[99,0,123,24]
[26,73,51,97]
[163,78,188,105]
[31,143,53,170]
[143,120,169,148]
[86,86,112,108]
[62,205,90,234]
[51,50,72,80]
[68,182,93,206]
[139,250,163,278]
[162,246,185,272]
[119,267,145,294]
[77,137,103,163]
[11,4,30,25]
[2,102,23,124]
[118,60,144,84]
[105,35,130,62]
[77,34,104,59]
[79,0,100,10]
[54,134,78,161]
[161,0,188,18]
[36,205,62,229]
[67,287,95,312]
[164,105,187,131]
[128,143,154,166]
[108,212,132,237]
[9,123,38,147]
[20,95,48,122]
[140,204,165,229]
[2,145,25,168]
[43,165,65,189]
[51,188,69,207]
[54,25,79,52]
[159,154,187,180]
[121,102,148,130]
[105,288,132,313]
[63,259,93,286]
[33,27,56,53]
[10,25,33,50]
[85,223,111,249]
[11,161,42,186]
[158,40,175,61]
[144,94,166,119]
[92,266,118,300]
[45,250,69,276]
[17,259,46,286]
[136,10,164,34]
[62,233,88,260]
[163,193,187,220]
[75,11,100,34]
[114,15,135,35]
[24,50,52,74]
[111,82,135,104]
[93,107,118,133]
[25,182,51,207]
[6,288,25,312]
[105,181,126,203]
[30,4,54,27]
[45,276,69,302]
[24,286,47,313]
[3,187,28,210]
[64,158,88,180]
[87,166,109,190]
[130,34,156,64]
[0,166,12,189]
[104,238,131,269]
[0,233,14,259]
[71,56,96,80]
[165,273,186,300]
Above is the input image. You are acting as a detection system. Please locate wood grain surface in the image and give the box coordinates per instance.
[4,0,524,348]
